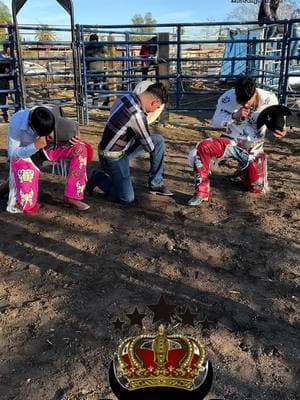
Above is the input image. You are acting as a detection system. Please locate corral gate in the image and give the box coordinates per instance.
[1,2,299,124]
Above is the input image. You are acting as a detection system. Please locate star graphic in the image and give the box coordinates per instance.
[178,307,197,327]
[199,316,216,332]
[200,317,211,330]
[126,307,146,328]
[147,295,176,324]
[113,318,124,331]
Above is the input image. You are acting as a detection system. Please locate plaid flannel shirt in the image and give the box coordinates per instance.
[100,93,154,153]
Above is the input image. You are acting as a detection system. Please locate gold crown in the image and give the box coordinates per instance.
[117,325,206,391]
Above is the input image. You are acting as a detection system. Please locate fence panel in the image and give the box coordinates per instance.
[79,20,296,124]
[1,19,299,124]
[0,24,20,122]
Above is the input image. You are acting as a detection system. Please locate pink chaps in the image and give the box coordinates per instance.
[10,142,88,212]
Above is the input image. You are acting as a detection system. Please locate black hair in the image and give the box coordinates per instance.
[3,43,9,52]
[146,82,168,104]
[89,33,99,42]
[29,106,55,136]
[235,77,256,104]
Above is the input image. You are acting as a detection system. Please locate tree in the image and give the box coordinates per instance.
[132,12,157,33]
[0,1,12,42]
[34,25,57,42]
[226,0,298,22]
[226,4,258,23]
[278,0,300,19]
[0,1,11,23]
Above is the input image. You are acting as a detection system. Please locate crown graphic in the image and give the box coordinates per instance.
[116,325,206,391]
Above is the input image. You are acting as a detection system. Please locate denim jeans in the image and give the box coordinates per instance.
[93,133,165,204]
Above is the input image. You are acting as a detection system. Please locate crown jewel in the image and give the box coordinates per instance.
[117,325,206,391]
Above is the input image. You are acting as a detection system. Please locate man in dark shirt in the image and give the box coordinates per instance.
[85,33,109,106]
[258,0,279,22]
[140,36,158,79]
[258,0,280,39]
[86,82,173,204]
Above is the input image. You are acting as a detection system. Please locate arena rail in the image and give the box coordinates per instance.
[1,15,299,124]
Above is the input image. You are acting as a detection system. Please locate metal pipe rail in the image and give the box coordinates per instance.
[84,38,282,46]
[27,84,75,90]
[2,17,299,123]
[82,20,291,28]
[81,55,282,62]
[18,24,73,32]
[22,57,72,61]
[80,19,299,122]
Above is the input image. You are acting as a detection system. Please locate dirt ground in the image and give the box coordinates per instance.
[0,113,299,400]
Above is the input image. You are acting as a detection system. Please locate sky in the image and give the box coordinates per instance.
[2,0,299,27]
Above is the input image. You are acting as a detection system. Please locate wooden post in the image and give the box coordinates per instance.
[108,34,117,104]
[158,32,170,123]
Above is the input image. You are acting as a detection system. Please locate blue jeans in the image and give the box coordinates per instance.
[93,133,165,204]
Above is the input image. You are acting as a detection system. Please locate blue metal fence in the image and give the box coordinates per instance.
[78,19,300,123]
[0,24,20,121]
[1,19,299,124]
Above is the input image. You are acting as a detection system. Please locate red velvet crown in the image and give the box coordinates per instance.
[117,325,206,391]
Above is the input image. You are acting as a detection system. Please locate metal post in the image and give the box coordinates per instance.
[80,25,89,124]
[280,20,292,105]
[176,25,181,110]
[8,25,20,111]
[245,29,250,76]
[260,27,267,87]
[278,22,292,104]
[12,4,26,108]
[125,32,130,91]
[68,3,80,122]
[12,0,79,115]
[75,23,85,124]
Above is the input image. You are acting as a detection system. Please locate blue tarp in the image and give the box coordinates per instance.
[220,30,261,77]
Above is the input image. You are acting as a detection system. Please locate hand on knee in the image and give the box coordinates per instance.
[72,142,88,158]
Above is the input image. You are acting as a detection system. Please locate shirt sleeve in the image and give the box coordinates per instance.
[212,92,236,129]
[130,111,155,152]
[7,119,37,159]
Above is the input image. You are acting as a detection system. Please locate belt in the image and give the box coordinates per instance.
[99,149,125,158]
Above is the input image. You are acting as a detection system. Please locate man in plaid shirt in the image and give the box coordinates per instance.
[86,82,173,204]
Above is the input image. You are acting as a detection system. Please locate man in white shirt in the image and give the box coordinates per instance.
[7,106,90,213]
[188,77,287,206]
